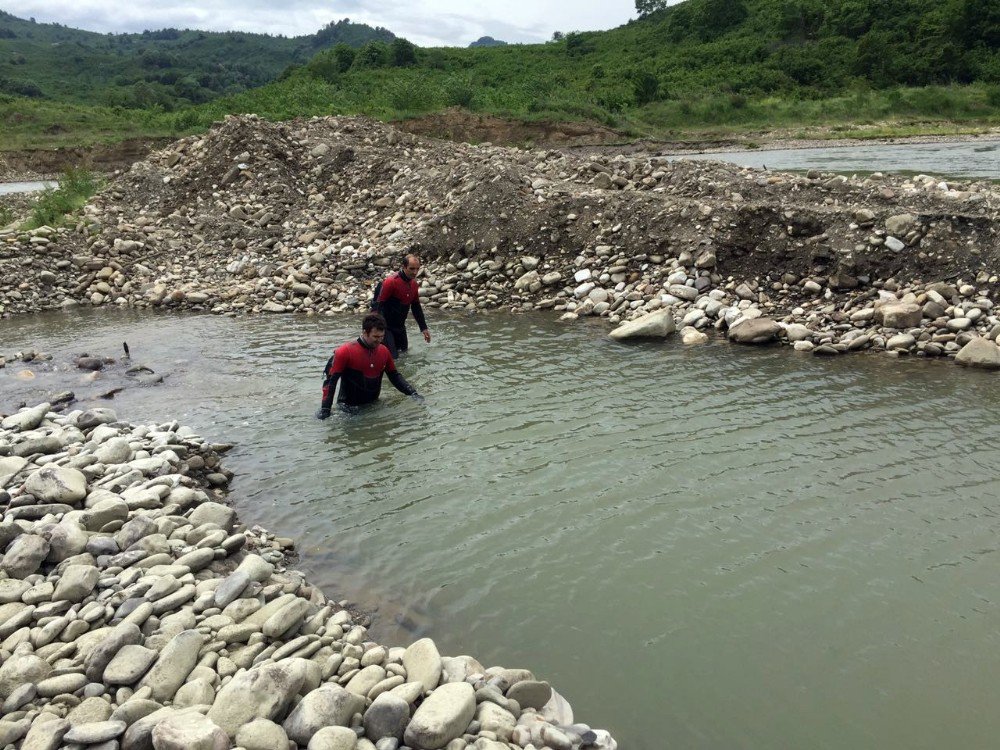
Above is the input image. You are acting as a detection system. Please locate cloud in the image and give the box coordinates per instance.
[1,0,636,46]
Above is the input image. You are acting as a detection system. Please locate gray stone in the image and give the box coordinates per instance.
[188,502,236,532]
[307,725,358,750]
[0,578,30,604]
[207,659,308,738]
[0,653,52,700]
[283,683,366,745]
[37,671,89,697]
[1,402,50,432]
[64,721,127,744]
[728,318,781,344]
[955,338,1000,370]
[95,438,133,465]
[78,409,118,429]
[402,638,442,693]
[213,570,251,608]
[139,629,205,701]
[608,309,676,341]
[235,719,289,750]
[403,682,476,750]
[173,678,216,708]
[53,564,100,603]
[23,465,88,504]
[1,534,50,578]
[0,456,28,487]
[507,679,551,710]
[878,302,922,329]
[363,692,409,742]
[20,715,69,750]
[151,713,229,750]
[46,519,90,562]
[85,623,143,682]
[104,645,159,685]
[475,701,516,742]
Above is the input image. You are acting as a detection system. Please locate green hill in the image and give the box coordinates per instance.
[2,0,998,151]
[0,12,394,108]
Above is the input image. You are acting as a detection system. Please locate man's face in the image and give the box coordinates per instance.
[363,327,385,347]
[404,259,421,277]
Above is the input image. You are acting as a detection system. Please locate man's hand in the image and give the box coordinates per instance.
[315,407,331,420]
[423,329,431,343]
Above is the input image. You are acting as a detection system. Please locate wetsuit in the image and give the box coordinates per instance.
[375,271,428,358]
[319,338,418,414]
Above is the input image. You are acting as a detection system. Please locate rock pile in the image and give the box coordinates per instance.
[0,114,998,365]
[0,403,616,750]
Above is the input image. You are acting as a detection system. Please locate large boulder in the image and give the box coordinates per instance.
[23,466,87,504]
[403,682,476,750]
[608,309,676,341]
[955,338,1000,370]
[728,318,781,344]
[207,660,307,737]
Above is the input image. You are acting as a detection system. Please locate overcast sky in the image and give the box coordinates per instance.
[2,0,640,47]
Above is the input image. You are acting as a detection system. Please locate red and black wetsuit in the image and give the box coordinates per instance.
[320,338,417,409]
[375,271,428,357]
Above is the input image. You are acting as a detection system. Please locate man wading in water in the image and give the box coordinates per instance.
[371,253,431,358]
[316,313,423,419]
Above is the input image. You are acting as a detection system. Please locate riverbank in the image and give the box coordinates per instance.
[1,114,998,368]
[0,401,616,749]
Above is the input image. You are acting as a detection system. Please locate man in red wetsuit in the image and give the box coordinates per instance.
[373,253,431,358]
[316,313,422,418]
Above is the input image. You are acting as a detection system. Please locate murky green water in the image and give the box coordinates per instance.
[4,309,1000,750]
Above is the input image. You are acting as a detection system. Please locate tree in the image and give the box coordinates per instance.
[696,0,749,40]
[635,0,668,17]
[352,40,389,69]
[390,38,417,66]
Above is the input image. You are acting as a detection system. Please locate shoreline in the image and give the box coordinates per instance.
[0,402,616,749]
[1,113,999,370]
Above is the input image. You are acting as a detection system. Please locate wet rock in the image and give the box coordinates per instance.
[728,318,781,344]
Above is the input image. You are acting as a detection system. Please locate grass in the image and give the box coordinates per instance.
[22,167,101,229]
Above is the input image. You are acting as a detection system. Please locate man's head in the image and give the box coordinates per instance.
[401,253,421,278]
[361,313,387,347]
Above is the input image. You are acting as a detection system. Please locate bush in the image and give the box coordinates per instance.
[26,168,101,229]
[353,41,389,69]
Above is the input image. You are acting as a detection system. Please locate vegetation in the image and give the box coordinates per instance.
[0,12,394,109]
[23,168,101,229]
[1,0,998,151]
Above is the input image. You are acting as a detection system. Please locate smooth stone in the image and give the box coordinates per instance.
[363,692,409,742]
[608,309,676,340]
[85,623,143,682]
[207,659,307,737]
[20,715,69,750]
[283,683,366,745]
[955,337,1000,369]
[403,682,476,750]
[138,629,205,701]
[37,672,89,697]
[53,564,100,603]
[308,725,358,750]
[506,680,551,710]
[1,402,50,431]
[104,645,159,685]
[728,318,781,344]
[64,720,127,744]
[1,534,50,578]
[878,302,922,328]
[151,712,230,750]
[235,719,289,750]
[402,638,442,693]
[0,653,52,700]
[23,465,88,504]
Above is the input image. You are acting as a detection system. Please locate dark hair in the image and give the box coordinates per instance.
[402,253,420,269]
[363,313,387,333]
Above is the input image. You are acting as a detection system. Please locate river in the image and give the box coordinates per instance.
[3,309,1000,750]
[669,139,1000,180]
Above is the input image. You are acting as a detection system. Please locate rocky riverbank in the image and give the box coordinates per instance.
[0,402,616,750]
[0,114,999,367]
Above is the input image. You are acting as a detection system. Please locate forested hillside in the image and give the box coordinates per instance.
[1,0,997,150]
[0,12,394,108]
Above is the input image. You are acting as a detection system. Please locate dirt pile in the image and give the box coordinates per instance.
[1,114,999,360]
